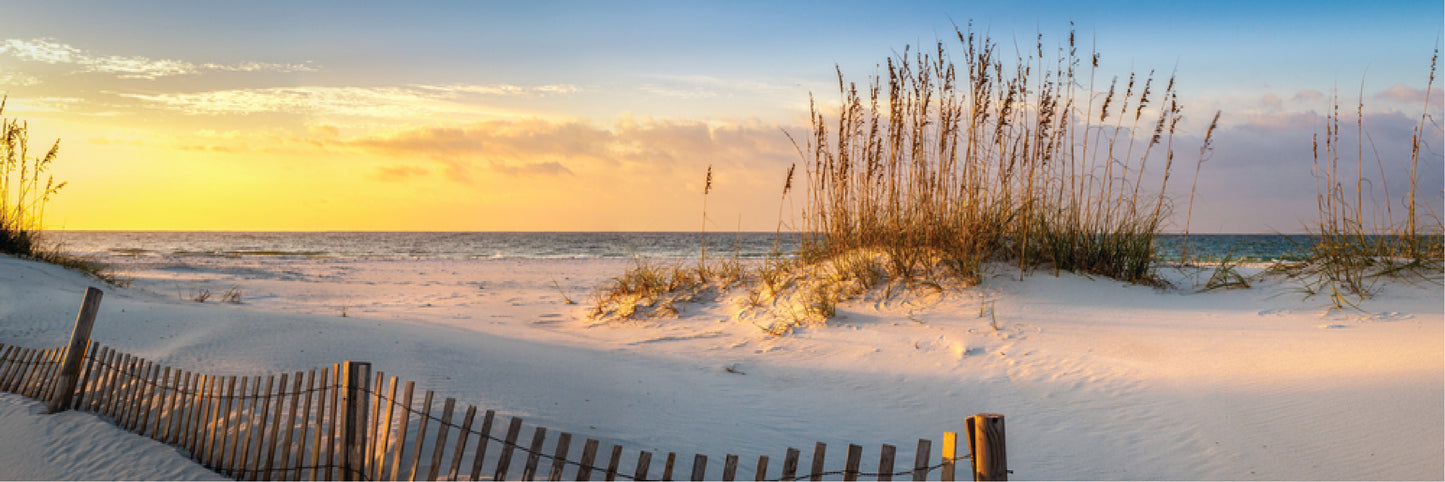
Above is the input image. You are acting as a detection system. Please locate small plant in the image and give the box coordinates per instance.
[551,279,575,304]
[181,287,212,303]
[1202,252,1251,291]
[219,286,243,304]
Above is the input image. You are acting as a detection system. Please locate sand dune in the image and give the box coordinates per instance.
[0,254,1440,479]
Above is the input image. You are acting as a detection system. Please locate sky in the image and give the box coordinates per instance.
[0,0,1440,233]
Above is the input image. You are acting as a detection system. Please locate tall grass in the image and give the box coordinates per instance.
[1287,49,1444,307]
[0,97,65,256]
[0,97,120,283]
[792,25,1218,285]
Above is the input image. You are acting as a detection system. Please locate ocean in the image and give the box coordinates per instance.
[46,231,1317,263]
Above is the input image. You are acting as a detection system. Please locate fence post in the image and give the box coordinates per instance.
[47,287,103,414]
[966,413,1007,481]
[339,361,371,481]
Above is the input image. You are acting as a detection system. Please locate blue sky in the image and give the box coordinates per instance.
[0,0,1440,231]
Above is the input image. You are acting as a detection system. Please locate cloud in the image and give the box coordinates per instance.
[414,84,578,97]
[1292,89,1325,104]
[0,71,41,87]
[0,38,314,80]
[1374,83,1442,104]
[116,83,574,119]
[371,165,430,182]
[1261,93,1282,108]
[330,116,798,186]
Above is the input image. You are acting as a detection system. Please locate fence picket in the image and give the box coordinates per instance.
[576,438,600,481]
[72,343,101,410]
[634,450,652,482]
[24,348,55,398]
[371,376,397,480]
[38,347,65,402]
[389,380,415,482]
[426,397,458,481]
[7,347,33,392]
[312,367,332,482]
[129,359,155,431]
[264,372,291,480]
[722,454,739,481]
[194,374,215,462]
[366,371,385,480]
[877,444,896,482]
[237,376,260,480]
[549,432,573,481]
[912,439,932,481]
[780,448,800,481]
[468,409,496,481]
[0,346,16,390]
[118,356,142,427]
[662,452,676,481]
[177,371,197,450]
[0,346,24,392]
[447,405,477,480]
[223,376,248,475]
[142,363,164,436]
[77,345,105,411]
[843,444,862,482]
[147,365,171,439]
[691,454,707,481]
[605,445,623,481]
[523,426,548,481]
[754,455,768,481]
[279,372,304,479]
[809,442,826,482]
[940,432,957,481]
[251,375,276,481]
[295,370,316,482]
[14,347,39,394]
[406,389,436,481]
[326,364,340,482]
[208,376,234,469]
[493,417,524,481]
[216,376,238,473]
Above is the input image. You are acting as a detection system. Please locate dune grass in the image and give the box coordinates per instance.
[790,24,1217,290]
[590,24,1220,330]
[1274,49,1444,309]
[0,98,122,284]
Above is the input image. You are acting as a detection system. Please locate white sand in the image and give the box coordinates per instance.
[0,254,1440,480]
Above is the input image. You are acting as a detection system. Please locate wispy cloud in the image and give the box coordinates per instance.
[116,83,577,119]
[1374,83,1443,104]
[0,38,314,79]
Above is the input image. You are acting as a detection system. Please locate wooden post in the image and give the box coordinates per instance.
[809,442,826,482]
[842,444,862,482]
[967,414,1007,481]
[877,444,896,482]
[941,432,957,481]
[48,287,102,413]
[911,439,931,481]
[339,361,372,481]
[550,432,574,481]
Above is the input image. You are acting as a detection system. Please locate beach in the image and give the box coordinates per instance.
[0,252,1439,480]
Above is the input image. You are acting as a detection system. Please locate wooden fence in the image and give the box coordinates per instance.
[0,287,1009,481]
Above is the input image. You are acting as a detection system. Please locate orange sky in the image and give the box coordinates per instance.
[1,1,1440,232]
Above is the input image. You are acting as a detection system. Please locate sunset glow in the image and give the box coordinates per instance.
[1,0,1440,232]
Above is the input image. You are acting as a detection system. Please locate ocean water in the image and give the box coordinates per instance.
[46,231,1316,263]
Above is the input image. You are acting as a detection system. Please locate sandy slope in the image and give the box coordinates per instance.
[0,254,1440,480]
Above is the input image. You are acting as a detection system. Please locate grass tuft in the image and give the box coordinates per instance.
[0,96,123,284]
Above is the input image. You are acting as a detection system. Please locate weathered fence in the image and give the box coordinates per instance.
[0,287,1009,481]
